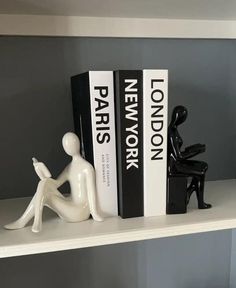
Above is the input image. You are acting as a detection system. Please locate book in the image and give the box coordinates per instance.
[114,70,143,218]
[143,69,168,217]
[71,71,118,217]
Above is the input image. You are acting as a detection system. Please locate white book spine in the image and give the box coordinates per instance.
[89,71,118,216]
[143,69,168,217]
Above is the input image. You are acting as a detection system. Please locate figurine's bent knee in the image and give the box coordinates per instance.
[38,178,49,188]
[38,178,52,186]
[37,178,55,194]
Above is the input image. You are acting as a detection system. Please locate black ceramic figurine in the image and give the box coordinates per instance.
[167,105,212,214]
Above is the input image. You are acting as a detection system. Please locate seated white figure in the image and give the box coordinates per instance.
[5,132,103,233]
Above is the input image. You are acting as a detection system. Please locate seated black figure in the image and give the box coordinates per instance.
[167,105,211,214]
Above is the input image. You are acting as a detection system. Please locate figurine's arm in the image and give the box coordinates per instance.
[182,144,206,159]
[170,136,205,160]
[33,160,69,190]
[85,165,103,221]
[170,136,185,160]
[54,166,69,188]
[182,150,200,159]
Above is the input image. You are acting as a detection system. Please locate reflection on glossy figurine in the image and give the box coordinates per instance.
[167,106,211,214]
[5,132,103,233]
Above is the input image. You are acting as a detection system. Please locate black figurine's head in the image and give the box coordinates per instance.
[171,106,188,126]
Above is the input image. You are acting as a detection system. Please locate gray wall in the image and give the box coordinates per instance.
[0,37,236,287]
[226,44,236,287]
[230,230,236,288]
[0,37,235,199]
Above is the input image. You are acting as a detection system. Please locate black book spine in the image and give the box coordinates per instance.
[71,73,94,165]
[114,70,143,218]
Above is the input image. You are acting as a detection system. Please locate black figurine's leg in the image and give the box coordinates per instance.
[196,175,212,209]
[187,177,197,204]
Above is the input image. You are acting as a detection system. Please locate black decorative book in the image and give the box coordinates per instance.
[114,70,143,218]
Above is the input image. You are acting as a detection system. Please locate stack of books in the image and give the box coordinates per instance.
[71,70,168,218]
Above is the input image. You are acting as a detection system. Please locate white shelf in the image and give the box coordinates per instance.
[1,0,236,20]
[1,14,236,38]
[0,179,236,258]
[2,1,236,38]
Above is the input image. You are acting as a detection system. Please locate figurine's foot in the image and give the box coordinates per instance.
[92,214,104,222]
[32,222,42,233]
[198,202,212,209]
[4,219,26,230]
[31,227,41,233]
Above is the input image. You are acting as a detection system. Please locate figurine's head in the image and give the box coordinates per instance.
[62,132,80,156]
[171,105,188,126]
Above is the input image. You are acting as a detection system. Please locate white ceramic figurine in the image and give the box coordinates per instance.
[5,132,103,233]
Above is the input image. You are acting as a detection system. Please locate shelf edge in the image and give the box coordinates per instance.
[1,14,236,38]
[1,218,235,258]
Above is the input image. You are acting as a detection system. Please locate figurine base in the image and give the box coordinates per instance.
[167,176,188,214]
